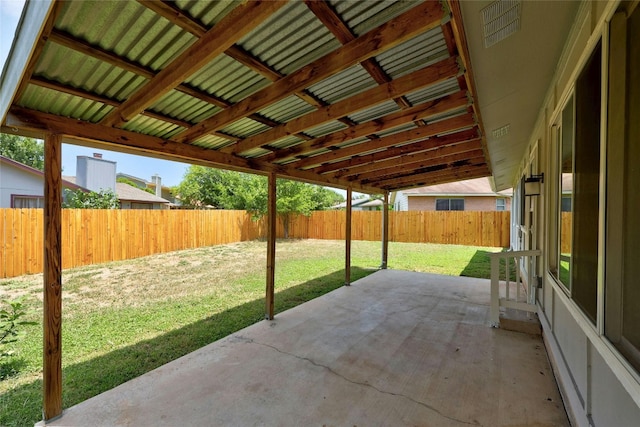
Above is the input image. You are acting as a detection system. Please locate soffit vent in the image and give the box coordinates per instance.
[481,0,522,48]
[492,124,510,139]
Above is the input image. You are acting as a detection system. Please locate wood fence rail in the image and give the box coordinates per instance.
[0,209,510,278]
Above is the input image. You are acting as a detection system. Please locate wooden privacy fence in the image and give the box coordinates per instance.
[0,209,510,278]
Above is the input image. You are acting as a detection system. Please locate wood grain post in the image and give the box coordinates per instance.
[345,188,352,285]
[265,173,276,320]
[43,133,62,420]
[381,192,389,269]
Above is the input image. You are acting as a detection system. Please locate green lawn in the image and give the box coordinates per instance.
[0,239,502,427]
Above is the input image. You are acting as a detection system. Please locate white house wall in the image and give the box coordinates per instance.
[515,1,640,425]
[0,163,43,207]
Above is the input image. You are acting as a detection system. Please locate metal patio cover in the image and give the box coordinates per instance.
[0,0,490,194]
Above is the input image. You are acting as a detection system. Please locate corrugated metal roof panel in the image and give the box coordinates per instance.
[405,79,462,105]
[34,43,148,102]
[266,135,305,150]
[238,1,340,75]
[376,28,449,79]
[375,123,418,138]
[187,54,270,103]
[121,115,183,139]
[190,135,235,151]
[304,121,349,138]
[151,90,221,124]
[243,147,271,159]
[56,1,196,72]
[174,0,240,28]
[257,95,316,123]
[220,118,270,138]
[330,0,423,37]
[306,65,377,104]
[347,100,400,123]
[18,85,112,123]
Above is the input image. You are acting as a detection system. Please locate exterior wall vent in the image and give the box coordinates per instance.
[481,0,522,48]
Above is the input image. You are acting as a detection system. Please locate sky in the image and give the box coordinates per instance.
[0,1,348,193]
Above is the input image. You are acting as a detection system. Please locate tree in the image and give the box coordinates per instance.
[174,166,344,237]
[0,133,45,170]
[63,189,120,209]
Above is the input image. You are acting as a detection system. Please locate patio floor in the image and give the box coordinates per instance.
[42,270,568,426]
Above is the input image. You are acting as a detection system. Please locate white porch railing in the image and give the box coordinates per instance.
[489,249,542,327]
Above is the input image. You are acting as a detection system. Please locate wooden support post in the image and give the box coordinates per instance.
[381,191,389,269]
[43,133,62,420]
[265,172,276,320]
[345,188,352,285]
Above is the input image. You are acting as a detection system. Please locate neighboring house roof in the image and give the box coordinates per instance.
[333,197,383,209]
[114,183,170,204]
[0,155,83,190]
[64,176,170,204]
[358,199,383,208]
[400,177,512,197]
[116,172,174,194]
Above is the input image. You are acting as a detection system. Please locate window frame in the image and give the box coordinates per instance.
[435,198,464,211]
[11,194,45,208]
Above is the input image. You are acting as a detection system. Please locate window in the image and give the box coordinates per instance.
[496,198,506,211]
[606,7,640,373]
[435,198,464,211]
[12,195,44,208]
[550,41,601,324]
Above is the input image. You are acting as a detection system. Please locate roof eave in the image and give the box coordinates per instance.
[0,0,55,124]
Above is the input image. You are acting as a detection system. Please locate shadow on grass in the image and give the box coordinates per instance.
[1,267,375,427]
[459,249,515,280]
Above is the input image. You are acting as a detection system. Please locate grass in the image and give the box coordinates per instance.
[0,239,503,426]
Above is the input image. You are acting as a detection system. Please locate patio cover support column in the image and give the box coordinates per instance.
[381,191,389,269]
[345,188,352,285]
[265,172,276,320]
[43,133,62,420]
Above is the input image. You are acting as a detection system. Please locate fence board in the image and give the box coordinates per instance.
[0,209,511,278]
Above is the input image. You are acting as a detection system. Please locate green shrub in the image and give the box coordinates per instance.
[0,298,36,379]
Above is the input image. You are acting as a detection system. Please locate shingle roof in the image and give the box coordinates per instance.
[401,177,512,196]
[63,175,170,203]
[1,154,83,189]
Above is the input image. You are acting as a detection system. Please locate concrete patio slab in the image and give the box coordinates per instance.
[42,270,568,426]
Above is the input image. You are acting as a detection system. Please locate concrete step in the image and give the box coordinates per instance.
[500,308,542,335]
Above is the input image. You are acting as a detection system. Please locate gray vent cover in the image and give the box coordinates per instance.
[481,0,522,48]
